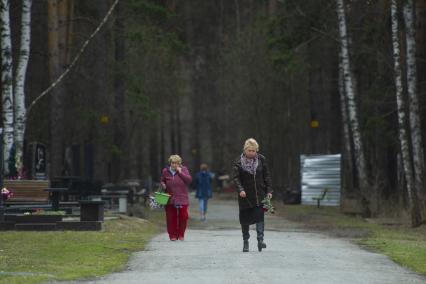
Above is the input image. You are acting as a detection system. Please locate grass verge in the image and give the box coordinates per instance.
[0,214,161,284]
[276,203,426,275]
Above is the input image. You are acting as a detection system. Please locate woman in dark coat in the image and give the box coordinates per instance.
[233,138,273,252]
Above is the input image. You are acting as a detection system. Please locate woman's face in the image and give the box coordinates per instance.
[244,147,257,159]
[170,161,180,170]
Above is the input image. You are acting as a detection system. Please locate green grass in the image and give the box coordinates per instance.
[0,215,160,283]
[278,204,426,275]
[360,227,426,274]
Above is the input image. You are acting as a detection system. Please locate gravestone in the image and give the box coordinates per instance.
[28,142,47,180]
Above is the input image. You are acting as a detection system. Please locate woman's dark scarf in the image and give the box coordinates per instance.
[240,153,259,175]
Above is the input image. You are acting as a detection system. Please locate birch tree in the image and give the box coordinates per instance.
[338,50,354,194]
[391,0,422,227]
[336,0,370,209]
[339,65,351,161]
[403,0,425,204]
[0,0,14,175]
[13,0,32,175]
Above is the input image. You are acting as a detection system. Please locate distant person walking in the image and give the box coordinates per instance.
[233,138,273,252]
[161,155,192,241]
[195,163,213,221]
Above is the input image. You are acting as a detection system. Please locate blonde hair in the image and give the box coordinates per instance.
[168,154,182,165]
[243,138,259,151]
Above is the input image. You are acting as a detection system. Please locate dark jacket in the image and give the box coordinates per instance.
[233,154,273,210]
[195,171,213,199]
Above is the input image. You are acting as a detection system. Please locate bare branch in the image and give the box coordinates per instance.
[26,0,120,117]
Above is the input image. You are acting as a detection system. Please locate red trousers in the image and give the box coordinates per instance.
[165,204,188,240]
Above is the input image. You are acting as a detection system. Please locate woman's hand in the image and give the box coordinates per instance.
[176,166,182,173]
[267,192,272,199]
[239,191,246,198]
[161,182,166,190]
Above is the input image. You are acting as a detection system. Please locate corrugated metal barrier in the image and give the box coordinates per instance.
[300,154,341,206]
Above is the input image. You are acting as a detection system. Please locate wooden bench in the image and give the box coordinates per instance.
[3,180,50,204]
[312,188,329,208]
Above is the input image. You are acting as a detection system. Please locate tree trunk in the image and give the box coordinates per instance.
[218,0,224,40]
[57,0,68,66]
[13,0,32,176]
[112,0,127,181]
[149,119,159,181]
[391,0,422,227]
[48,0,65,177]
[65,0,74,64]
[176,96,182,155]
[170,102,176,154]
[183,0,201,170]
[336,0,370,214]
[160,110,165,167]
[234,0,240,37]
[403,0,425,213]
[269,0,277,17]
[339,49,354,196]
[0,0,14,176]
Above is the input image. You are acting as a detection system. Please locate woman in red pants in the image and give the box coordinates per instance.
[160,154,192,241]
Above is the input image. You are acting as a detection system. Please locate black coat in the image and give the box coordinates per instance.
[233,154,273,210]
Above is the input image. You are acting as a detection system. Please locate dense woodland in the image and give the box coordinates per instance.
[1,0,426,226]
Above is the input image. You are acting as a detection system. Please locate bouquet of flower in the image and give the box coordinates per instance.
[261,197,275,214]
[1,187,13,201]
[148,195,163,210]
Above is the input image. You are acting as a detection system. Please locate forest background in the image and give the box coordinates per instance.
[2,0,426,225]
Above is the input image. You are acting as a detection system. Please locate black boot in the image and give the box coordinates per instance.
[256,222,266,251]
[257,240,267,251]
[242,225,250,252]
[243,240,249,252]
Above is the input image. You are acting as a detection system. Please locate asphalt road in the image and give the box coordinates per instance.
[55,194,426,284]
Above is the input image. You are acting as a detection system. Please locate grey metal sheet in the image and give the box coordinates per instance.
[300,154,341,206]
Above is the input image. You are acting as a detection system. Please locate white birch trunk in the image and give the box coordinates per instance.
[336,0,369,199]
[391,0,421,227]
[339,50,355,196]
[403,0,425,198]
[339,58,351,162]
[13,0,32,175]
[0,0,14,175]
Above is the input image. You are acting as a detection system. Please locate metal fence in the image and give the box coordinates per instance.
[300,154,341,206]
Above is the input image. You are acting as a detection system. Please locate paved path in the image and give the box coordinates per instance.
[57,194,426,284]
